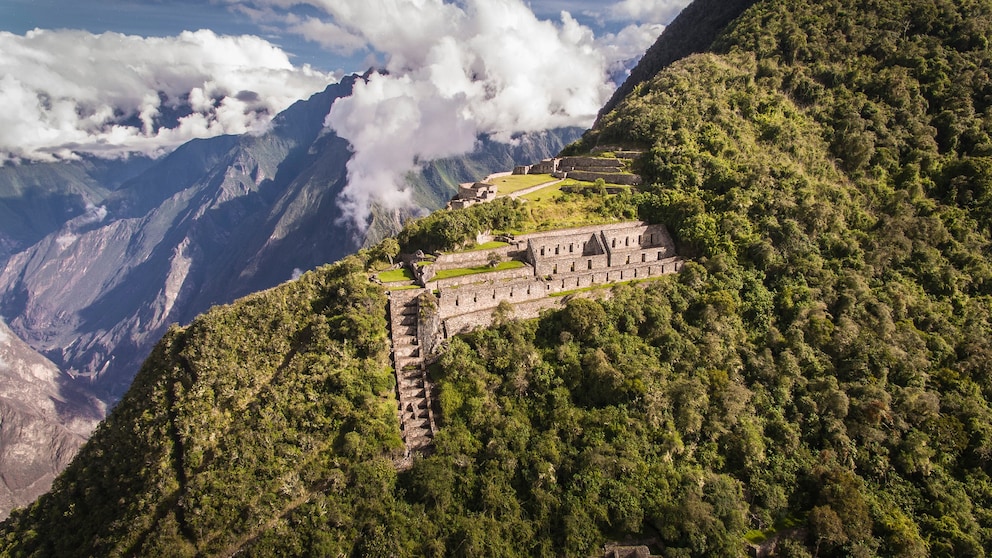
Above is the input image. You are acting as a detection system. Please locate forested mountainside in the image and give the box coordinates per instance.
[0,75,579,522]
[5,0,992,556]
[596,0,757,122]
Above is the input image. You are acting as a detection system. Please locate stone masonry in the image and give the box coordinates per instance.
[387,288,438,461]
[383,221,683,459]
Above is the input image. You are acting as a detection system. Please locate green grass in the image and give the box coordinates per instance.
[432,260,527,280]
[377,268,415,282]
[490,174,556,194]
[515,184,624,233]
[453,241,510,253]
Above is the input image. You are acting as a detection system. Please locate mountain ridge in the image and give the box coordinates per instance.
[9,0,992,555]
[0,75,580,521]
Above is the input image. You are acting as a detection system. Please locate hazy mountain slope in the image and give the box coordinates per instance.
[0,76,580,404]
[0,155,154,263]
[0,320,101,522]
[0,76,578,521]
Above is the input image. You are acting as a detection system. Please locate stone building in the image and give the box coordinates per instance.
[448,181,498,209]
[407,221,682,338]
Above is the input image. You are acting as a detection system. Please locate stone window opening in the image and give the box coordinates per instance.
[570,262,575,272]
[626,255,631,264]
[455,297,459,306]
[642,253,646,262]
[569,244,573,253]
[625,237,630,246]
[492,291,496,299]
[588,259,592,270]
[553,264,558,274]
[650,233,655,244]
[658,251,663,260]
[612,238,616,248]
[638,235,642,244]
[634,269,638,278]
[540,247,545,256]
[555,246,559,255]
[473,294,477,303]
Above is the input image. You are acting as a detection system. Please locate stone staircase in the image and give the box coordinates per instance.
[387,289,437,458]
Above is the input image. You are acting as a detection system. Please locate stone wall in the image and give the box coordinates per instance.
[530,159,558,174]
[525,231,605,268]
[432,243,524,271]
[516,221,656,241]
[558,156,624,170]
[532,253,611,277]
[564,171,642,186]
[426,264,534,290]
[436,258,683,321]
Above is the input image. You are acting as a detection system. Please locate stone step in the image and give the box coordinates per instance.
[399,377,424,396]
[392,314,417,327]
[393,344,418,358]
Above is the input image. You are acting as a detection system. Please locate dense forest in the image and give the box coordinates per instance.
[5,0,992,556]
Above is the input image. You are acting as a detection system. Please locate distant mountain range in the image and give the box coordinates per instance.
[0,73,581,519]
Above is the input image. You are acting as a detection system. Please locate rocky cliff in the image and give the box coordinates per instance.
[0,320,101,521]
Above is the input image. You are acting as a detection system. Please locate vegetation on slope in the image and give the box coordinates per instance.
[5,0,992,556]
[0,257,397,556]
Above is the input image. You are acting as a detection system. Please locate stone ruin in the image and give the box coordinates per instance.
[447,181,498,209]
[513,154,643,186]
[381,221,683,459]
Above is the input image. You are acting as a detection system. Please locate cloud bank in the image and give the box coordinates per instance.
[249,0,646,230]
[0,29,334,164]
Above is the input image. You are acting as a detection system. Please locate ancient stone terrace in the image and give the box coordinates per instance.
[513,155,643,186]
[381,221,683,461]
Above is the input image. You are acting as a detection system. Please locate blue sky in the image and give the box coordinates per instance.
[0,0,690,175]
[0,0,675,73]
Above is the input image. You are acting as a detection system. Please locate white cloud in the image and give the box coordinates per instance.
[0,28,335,164]
[596,21,668,77]
[250,0,616,230]
[599,0,689,24]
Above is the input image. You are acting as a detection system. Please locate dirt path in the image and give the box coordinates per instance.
[507,178,563,199]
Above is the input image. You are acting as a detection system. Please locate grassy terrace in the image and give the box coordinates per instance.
[452,240,509,253]
[489,173,556,194]
[377,268,416,283]
[505,179,636,234]
[432,260,526,280]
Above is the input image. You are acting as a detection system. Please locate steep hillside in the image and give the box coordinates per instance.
[6,0,992,556]
[0,155,154,263]
[595,0,757,123]
[0,75,579,520]
[0,320,101,522]
[0,77,580,403]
